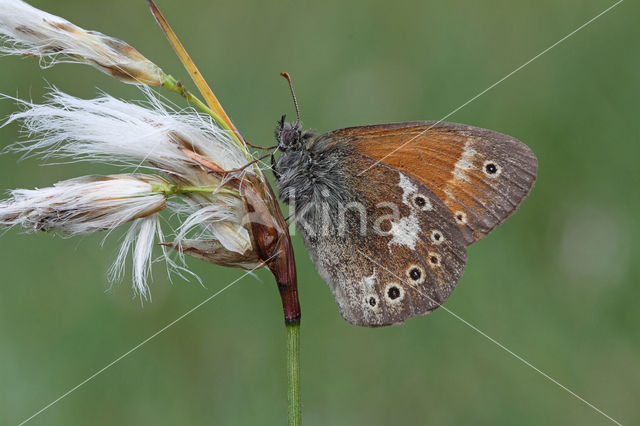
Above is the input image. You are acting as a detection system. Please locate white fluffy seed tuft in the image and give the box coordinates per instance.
[0,174,168,234]
[108,216,163,301]
[0,174,177,298]
[4,89,249,182]
[175,195,252,255]
[0,0,163,84]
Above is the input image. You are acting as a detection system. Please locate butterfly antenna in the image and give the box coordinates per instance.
[280,72,301,124]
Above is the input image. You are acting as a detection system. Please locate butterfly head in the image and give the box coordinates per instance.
[275,114,314,151]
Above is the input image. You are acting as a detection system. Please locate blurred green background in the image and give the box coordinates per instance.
[1,0,638,425]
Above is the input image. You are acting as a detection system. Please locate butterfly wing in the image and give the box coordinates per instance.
[295,152,467,326]
[321,121,537,245]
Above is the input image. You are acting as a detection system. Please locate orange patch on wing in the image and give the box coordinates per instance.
[354,129,462,196]
[351,127,489,214]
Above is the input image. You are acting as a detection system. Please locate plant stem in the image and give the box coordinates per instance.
[161,73,251,158]
[175,185,234,195]
[163,74,218,122]
[151,183,237,197]
[286,319,301,426]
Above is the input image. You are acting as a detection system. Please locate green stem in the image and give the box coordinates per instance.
[161,73,251,159]
[286,319,301,426]
[162,74,222,125]
[151,183,237,197]
[175,185,232,195]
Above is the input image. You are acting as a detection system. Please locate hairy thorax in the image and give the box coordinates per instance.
[275,135,355,228]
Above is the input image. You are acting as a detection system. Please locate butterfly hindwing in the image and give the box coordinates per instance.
[322,121,537,245]
[295,152,467,326]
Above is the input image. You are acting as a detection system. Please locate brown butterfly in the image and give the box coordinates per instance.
[272,76,537,327]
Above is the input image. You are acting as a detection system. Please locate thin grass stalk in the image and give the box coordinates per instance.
[287,319,301,426]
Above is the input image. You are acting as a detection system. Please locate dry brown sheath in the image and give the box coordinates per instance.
[242,176,300,324]
[180,145,300,323]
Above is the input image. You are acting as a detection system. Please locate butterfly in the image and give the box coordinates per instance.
[147,0,535,326]
[272,75,537,327]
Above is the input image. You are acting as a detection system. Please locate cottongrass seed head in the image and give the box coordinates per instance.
[0,0,275,301]
[0,174,169,234]
[0,89,264,300]
[0,0,164,85]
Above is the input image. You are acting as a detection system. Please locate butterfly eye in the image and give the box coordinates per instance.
[430,230,444,245]
[483,160,502,178]
[412,194,432,211]
[384,283,404,303]
[406,264,425,285]
[455,211,468,225]
[428,252,442,268]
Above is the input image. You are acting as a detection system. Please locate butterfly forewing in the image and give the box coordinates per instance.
[296,153,467,326]
[324,122,537,245]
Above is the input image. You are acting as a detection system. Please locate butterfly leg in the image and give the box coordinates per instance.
[271,152,280,180]
[210,152,272,175]
[245,140,278,150]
